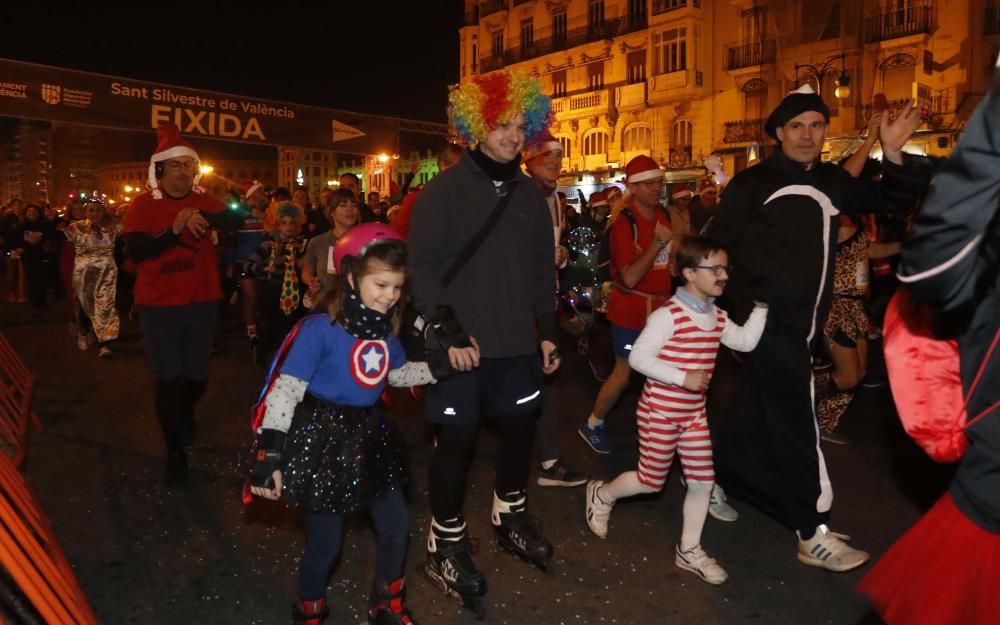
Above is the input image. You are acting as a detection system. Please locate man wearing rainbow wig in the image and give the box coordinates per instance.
[409,70,561,618]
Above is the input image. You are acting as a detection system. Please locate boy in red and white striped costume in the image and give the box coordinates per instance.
[585,236,768,585]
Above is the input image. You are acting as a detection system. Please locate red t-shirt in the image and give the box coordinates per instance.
[606,201,673,330]
[123,190,227,307]
[390,187,422,240]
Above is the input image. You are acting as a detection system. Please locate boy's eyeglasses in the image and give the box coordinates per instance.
[695,264,733,276]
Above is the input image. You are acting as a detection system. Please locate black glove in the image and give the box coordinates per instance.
[250,429,287,490]
[426,349,455,381]
[425,305,473,352]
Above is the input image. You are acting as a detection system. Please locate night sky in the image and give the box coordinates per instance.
[0,2,464,141]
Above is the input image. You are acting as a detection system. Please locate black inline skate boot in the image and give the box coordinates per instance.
[492,490,554,572]
[420,516,487,620]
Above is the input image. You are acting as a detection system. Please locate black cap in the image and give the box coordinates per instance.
[764,85,830,140]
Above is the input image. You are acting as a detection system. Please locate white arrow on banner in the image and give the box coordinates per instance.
[331,119,366,143]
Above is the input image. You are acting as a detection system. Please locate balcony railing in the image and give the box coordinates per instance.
[551,89,609,114]
[986,5,1000,37]
[477,15,648,72]
[725,40,776,70]
[652,0,700,16]
[723,119,764,144]
[480,0,508,18]
[863,4,931,43]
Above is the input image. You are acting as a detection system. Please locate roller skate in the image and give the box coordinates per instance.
[291,597,328,625]
[420,516,487,620]
[491,490,553,572]
[367,578,421,625]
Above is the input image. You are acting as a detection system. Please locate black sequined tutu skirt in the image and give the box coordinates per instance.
[280,394,405,514]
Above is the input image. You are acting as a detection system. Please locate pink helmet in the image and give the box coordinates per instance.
[333,223,405,274]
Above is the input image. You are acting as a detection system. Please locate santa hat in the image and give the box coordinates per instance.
[764,84,830,140]
[522,132,563,162]
[699,179,718,194]
[670,183,693,200]
[148,124,201,199]
[242,179,265,200]
[625,155,663,184]
[589,189,609,207]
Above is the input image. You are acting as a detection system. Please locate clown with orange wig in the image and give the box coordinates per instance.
[408,70,563,618]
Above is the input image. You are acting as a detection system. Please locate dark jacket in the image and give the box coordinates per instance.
[708,150,933,338]
[408,151,556,358]
[897,87,1000,533]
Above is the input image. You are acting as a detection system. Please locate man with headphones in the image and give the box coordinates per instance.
[123,124,244,487]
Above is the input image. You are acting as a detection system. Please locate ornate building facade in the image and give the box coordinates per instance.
[459,0,996,192]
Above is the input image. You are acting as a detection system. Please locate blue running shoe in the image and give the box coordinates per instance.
[578,423,613,454]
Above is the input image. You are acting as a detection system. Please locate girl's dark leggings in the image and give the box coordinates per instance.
[297,488,409,600]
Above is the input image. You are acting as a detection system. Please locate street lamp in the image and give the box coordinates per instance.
[794,52,851,100]
[199,164,214,176]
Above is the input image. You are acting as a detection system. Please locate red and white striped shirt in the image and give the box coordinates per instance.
[629,294,768,414]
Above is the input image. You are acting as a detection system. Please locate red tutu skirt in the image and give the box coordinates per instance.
[858,492,1000,625]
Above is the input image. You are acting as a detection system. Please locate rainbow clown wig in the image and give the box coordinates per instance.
[448,70,554,149]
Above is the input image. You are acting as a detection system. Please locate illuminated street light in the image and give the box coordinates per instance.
[124,185,134,193]
[199,164,214,176]
[377,153,389,164]
[327,180,337,186]
[794,52,851,101]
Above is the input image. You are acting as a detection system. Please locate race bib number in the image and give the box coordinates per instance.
[654,242,672,269]
[326,246,338,275]
[855,260,869,287]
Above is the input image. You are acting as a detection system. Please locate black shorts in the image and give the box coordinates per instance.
[424,354,543,426]
[138,301,218,379]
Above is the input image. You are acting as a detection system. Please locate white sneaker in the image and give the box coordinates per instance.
[675,544,728,585]
[585,480,614,539]
[77,335,90,351]
[708,484,739,522]
[797,525,870,572]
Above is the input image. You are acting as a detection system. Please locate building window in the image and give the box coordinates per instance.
[671,120,693,164]
[552,69,568,98]
[553,11,567,44]
[881,53,917,101]
[558,136,572,158]
[627,50,647,84]
[622,125,653,153]
[472,43,478,73]
[493,31,504,56]
[742,78,768,120]
[819,0,841,40]
[742,7,767,41]
[588,61,605,90]
[654,27,687,74]
[588,1,605,31]
[583,131,609,156]
[520,18,534,50]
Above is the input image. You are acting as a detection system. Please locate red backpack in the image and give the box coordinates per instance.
[884,288,1000,463]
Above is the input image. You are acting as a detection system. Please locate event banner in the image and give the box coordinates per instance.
[0,58,444,153]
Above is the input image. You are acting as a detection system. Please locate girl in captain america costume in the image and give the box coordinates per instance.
[246,223,440,625]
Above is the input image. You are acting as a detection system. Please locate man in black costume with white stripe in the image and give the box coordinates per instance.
[706,85,931,572]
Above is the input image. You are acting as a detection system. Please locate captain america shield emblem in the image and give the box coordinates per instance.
[351,339,389,388]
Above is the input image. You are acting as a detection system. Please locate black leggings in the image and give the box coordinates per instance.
[154,377,207,452]
[298,489,409,600]
[429,411,537,521]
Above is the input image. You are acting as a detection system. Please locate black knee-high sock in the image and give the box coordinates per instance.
[155,377,186,452]
[428,425,478,521]
[179,377,207,446]
[495,411,537,495]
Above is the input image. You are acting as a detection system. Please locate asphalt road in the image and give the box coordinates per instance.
[2,301,953,625]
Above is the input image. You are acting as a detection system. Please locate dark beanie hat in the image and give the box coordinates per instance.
[764,84,830,140]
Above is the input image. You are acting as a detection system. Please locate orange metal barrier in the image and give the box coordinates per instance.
[0,332,99,624]
[0,333,42,466]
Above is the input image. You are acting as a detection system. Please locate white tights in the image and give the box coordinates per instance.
[601,471,713,551]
